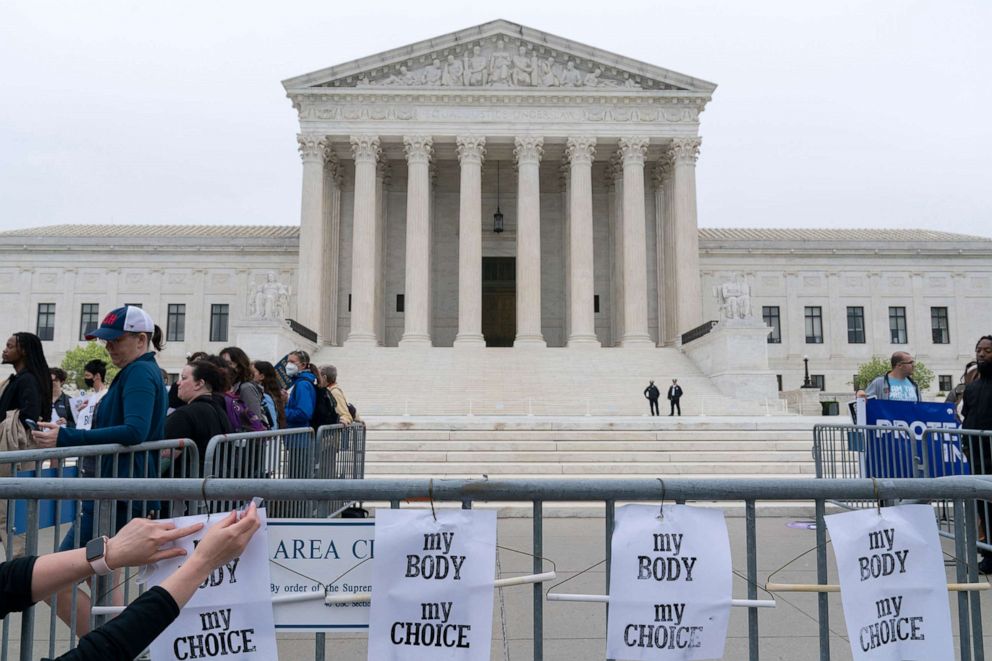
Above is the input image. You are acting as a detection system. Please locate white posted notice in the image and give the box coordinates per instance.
[367,509,497,661]
[606,504,732,660]
[147,509,277,661]
[825,504,953,660]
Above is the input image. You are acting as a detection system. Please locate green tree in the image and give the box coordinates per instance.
[854,355,933,392]
[61,342,118,389]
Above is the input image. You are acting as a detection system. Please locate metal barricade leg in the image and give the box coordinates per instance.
[605,499,615,661]
[815,498,830,661]
[954,499,973,661]
[533,499,543,661]
[965,499,984,661]
[746,499,759,661]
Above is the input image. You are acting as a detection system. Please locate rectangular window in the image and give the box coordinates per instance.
[79,303,99,341]
[209,304,229,343]
[889,306,907,344]
[810,374,826,391]
[776,375,783,392]
[594,295,600,314]
[931,307,950,344]
[167,304,186,342]
[762,306,781,344]
[804,306,823,344]
[846,306,865,344]
[396,294,405,313]
[348,294,352,313]
[36,303,55,341]
[938,375,954,392]
[124,303,142,309]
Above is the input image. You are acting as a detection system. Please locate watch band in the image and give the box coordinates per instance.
[88,536,111,576]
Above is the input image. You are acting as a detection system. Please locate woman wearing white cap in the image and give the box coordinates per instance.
[31,304,168,631]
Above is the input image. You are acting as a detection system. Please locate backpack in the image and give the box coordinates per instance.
[310,387,339,431]
[223,392,268,433]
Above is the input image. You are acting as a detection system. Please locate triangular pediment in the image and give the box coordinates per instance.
[283,20,716,94]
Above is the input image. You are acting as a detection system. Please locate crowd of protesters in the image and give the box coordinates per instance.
[0,304,362,646]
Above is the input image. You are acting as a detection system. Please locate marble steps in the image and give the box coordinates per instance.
[311,346,777,416]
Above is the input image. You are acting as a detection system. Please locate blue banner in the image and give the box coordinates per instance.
[12,467,78,534]
[864,400,969,478]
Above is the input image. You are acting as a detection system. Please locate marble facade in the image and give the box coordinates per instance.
[286,20,714,350]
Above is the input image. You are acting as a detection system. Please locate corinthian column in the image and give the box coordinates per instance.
[565,137,600,347]
[344,134,381,346]
[296,133,327,338]
[453,136,486,347]
[618,137,653,347]
[671,137,703,336]
[514,136,546,347]
[400,136,433,347]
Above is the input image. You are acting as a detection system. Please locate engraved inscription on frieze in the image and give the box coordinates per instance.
[321,36,681,91]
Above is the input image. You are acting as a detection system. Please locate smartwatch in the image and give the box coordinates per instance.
[85,536,112,576]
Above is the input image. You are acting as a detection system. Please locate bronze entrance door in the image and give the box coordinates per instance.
[482,257,516,347]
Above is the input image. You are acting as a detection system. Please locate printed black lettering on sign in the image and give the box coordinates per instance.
[855,527,927,653]
[192,540,240,589]
[624,532,704,649]
[389,532,475,649]
[172,607,257,659]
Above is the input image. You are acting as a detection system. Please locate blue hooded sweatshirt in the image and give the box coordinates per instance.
[285,371,317,428]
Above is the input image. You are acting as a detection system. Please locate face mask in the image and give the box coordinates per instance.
[285,363,299,377]
[84,378,95,388]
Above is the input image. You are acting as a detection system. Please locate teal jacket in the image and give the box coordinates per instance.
[58,352,167,478]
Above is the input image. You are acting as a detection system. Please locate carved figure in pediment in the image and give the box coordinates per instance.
[511,45,536,86]
[466,45,488,86]
[489,39,512,85]
[380,65,415,86]
[423,58,443,86]
[540,57,561,87]
[584,67,603,87]
[621,72,641,89]
[560,60,583,87]
[442,54,465,86]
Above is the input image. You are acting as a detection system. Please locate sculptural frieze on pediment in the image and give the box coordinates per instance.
[319,37,682,91]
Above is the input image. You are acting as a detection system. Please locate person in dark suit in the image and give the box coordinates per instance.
[643,380,660,416]
[667,379,684,416]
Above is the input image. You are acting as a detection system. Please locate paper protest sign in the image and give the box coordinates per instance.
[268,519,375,631]
[147,509,277,661]
[71,394,96,430]
[825,504,953,660]
[606,504,732,660]
[367,509,496,660]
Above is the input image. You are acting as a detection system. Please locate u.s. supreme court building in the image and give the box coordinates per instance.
[2,20,990,417]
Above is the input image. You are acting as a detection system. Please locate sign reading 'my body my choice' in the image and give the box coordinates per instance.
[367,509,497,660]
[147,510,277,661]
[607,504,732,660]
[825,505,953,660]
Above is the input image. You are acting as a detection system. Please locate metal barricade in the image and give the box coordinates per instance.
[313,424,367,517]
[922,428,992,554]
[0,439,198,661]
[0,476,988,661]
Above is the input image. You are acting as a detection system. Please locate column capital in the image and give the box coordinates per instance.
[671,137,702,165]
[402,135,434,164]
[350,135,382,163]
[456,136,486,165]
[617,137,650,165]
[652,158,672,187]
[297,133,325,163]
[565,137,597,165]
[513,136,544,164]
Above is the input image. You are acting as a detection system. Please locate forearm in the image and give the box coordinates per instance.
[158,556,213,609]
[30,549,93,601]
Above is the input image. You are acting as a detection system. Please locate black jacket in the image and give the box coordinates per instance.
[962,377,992,432]
[52,392,76,429]
[0,556,180,661]
[164,393,232,472]
[644,384,660,400]
[668,385,684,400]
[0,371,43,427]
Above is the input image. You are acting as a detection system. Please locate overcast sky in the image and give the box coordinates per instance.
[1,1,989,236]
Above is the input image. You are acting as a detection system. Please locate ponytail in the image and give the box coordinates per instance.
[148,325,165,352]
